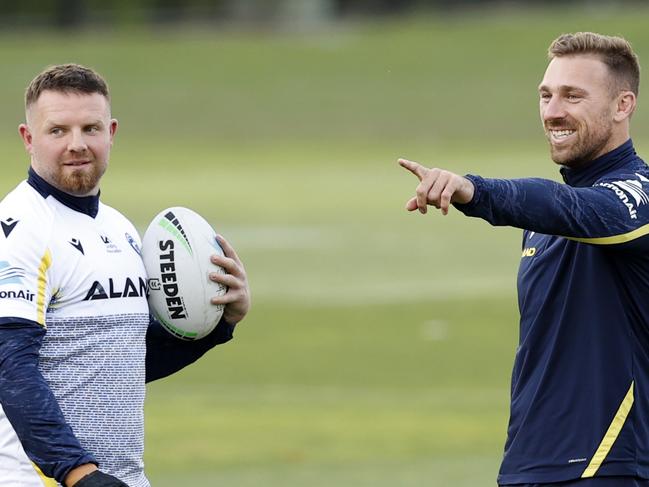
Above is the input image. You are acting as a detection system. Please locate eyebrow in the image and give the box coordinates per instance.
[538,84,589,95]
[44,119,105,127]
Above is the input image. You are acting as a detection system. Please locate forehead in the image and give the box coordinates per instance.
[540,54,612,92]
[28,90,110,123]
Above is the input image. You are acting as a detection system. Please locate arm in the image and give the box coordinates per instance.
[145,316,235,382]
[146,234,250,383]
[456,175,649,247]
[399,158,649,250]
[0,322,97,484]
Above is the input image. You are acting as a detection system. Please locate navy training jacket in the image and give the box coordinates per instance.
[455,139,649,484]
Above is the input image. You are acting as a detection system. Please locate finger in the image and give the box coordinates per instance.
[415,181,430,214]
[398,158,427,181]
[427,172,450,209]
[209,272,239,288]
[405,197,419,212]
[439,182,457,215]
[210,255,242,276]
[415,169,440,214]
[210,290,241,306]
[215,234,243,266]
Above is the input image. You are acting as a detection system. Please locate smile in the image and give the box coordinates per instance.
[549,129,576,142]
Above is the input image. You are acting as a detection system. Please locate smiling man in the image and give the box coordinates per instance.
[0,64,251,487]
[400,33,649,486]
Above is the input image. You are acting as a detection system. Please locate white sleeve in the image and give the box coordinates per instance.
[0,196,54,327]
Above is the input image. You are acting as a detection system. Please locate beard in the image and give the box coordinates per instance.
[545,113,614,168]
[44,161,107,196]
[61,165,105,195]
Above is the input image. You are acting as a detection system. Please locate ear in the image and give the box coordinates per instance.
[109,118,118,145]
[613,91,636,122]
[18,123,33,154]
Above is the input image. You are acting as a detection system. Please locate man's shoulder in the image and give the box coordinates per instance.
[595,158,649,187]
[98,202,140,235]
[0,181,55,244]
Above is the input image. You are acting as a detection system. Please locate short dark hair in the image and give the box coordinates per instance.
[548,32,640,96]
[25,63,110,108]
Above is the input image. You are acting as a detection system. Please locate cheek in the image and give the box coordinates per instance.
[31,140,61,159]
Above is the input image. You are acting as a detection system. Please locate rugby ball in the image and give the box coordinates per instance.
[141,207,227,340]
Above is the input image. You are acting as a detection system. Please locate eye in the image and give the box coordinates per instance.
[50,127,63,136]
[539,93,551,102]
[566,94,582,102]
[85,125,100,134]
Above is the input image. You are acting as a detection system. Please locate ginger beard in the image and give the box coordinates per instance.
[54,159,107,196]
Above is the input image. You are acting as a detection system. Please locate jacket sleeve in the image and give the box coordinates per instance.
[454,174,649,250]
[0,322,96,483]
[145,315,235,383]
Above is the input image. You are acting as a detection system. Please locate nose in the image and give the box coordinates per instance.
[67,128,88,153]
[542,96,566,122]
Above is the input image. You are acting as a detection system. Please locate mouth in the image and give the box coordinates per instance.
[63,160,92,167]
[548,129,576,144]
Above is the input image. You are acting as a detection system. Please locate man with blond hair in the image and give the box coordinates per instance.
[0,64,250,486]
[401,32,649,486]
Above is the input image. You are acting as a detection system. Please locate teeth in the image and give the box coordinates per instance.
[551,129,575,139]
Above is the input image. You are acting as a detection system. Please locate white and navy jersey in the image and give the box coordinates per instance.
[0,169,150,486]
[455,140,649,484]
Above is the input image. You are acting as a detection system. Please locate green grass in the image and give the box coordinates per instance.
[3,6,649,486]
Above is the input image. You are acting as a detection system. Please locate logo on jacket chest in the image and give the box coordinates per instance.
[522,247,537,257]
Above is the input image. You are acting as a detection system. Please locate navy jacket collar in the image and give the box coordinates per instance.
[560,139,636,188]
[27,167,100,218]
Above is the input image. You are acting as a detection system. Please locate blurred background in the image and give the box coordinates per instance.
[2,1,649,485]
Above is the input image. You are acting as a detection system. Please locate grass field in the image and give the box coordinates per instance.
[3,6,649,486]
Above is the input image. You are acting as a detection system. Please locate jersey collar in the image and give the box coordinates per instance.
[27,167,100,218]
[560,139,637,188]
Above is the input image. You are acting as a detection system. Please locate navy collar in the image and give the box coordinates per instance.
[27,167,100,218]
[560,139,637,188]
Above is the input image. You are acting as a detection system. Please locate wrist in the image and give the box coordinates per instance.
[65,463,98,487]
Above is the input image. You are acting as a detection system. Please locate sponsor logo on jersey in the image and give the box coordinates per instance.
[0,262,34,301]
[100,235,122,253]
[0,289,35,301]
[597,174,649,219]
[158,239,188,319]
[1,217,19,238]
[69,238,85,255]
[0,261,26,285]
[125,232,141,255]
[522,247,537,257]
[83,277,148,301]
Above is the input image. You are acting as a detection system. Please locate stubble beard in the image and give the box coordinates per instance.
[547,114,614,168]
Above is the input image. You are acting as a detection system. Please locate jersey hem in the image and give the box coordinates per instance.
[497,464,649,484]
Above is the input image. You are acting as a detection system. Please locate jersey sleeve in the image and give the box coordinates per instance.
[0,201,54,326]
[454,173,649,251]
[0,199,95,482]
[0,325,97,482]
[145,315,235,383]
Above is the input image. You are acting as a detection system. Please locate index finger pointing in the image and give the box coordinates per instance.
[398,158,426,180]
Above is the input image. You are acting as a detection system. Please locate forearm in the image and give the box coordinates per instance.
[0,324,96,483]
[145,315,235,383]
[455,175,649,243]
